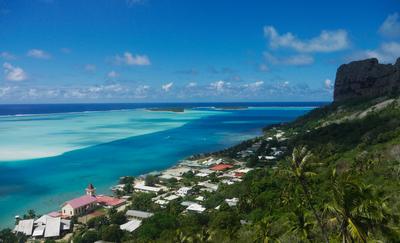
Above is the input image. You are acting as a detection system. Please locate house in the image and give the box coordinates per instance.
[203,158,223,166]
[96,195,126,208]
[120,219,142,233]
[225,198,239,207]
[210,164,233,171]
[176,187,192,197]
[61,195,97,217]
[126,210,154,220]
[198,181,219,191]
[31,215,71,239]
[164,194,179,201]
[44,217,61,238]
[154,199,168,206]
[14,219,34,236]
[134,182,163,193]
[61,184,126,217]
[181,201,197,207]
[186,203,206,213]
[195,196,204,201]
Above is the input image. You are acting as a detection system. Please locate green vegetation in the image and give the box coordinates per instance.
[126,97,400,242]
[3,97,400,242]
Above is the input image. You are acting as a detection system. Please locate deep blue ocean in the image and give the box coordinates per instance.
[0,102,327,228]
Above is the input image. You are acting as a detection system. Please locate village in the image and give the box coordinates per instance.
[11,129,288,242]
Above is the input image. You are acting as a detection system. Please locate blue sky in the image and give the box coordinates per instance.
[0,0,399,103]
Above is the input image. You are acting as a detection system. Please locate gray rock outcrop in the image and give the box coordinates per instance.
[333,58,400,102]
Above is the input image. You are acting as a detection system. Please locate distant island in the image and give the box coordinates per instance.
[146,107,185,112]
[213,106,248,110]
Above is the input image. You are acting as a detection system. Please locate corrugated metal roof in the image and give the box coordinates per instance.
[126,210,154,219]
[44,217,60,238]
[120,219,142,232]
[32,225,45,237]
[15,219,34,236]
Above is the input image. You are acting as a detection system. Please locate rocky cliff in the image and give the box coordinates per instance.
[333,58,400,102]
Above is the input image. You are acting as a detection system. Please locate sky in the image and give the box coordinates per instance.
[0,0,399,103]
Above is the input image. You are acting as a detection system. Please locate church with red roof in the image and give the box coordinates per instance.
[61,184,126,217]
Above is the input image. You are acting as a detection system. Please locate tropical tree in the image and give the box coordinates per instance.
[283,146,329,243]
[254,216,282,243]
[324,170,397,242]
[288,207,314,242]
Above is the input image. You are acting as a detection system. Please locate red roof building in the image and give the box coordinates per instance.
[210,164,233,171]
[96,195,126,207]
[234,172,245,177]
[64,195,97,209]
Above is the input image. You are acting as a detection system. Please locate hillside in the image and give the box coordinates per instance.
[109,97,400,243]
[53,70,400,242]
[191,96,400,242]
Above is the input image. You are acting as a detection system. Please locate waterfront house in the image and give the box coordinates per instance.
[43,217,61,238]
[14,219,34,236]
[61,195,97,217]
[134,181,163,193]
[96,195,126,208]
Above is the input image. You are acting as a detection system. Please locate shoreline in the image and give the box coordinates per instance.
[1,105,310,234]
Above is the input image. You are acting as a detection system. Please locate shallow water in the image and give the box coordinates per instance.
[0,103,321,227]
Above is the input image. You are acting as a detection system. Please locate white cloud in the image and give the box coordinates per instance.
[379,13,400,38]
[115,52,151,66]
[0,52,16,60]
[0,86,12,97]
[264,26,349,53]
[84,64,96,72]
[3,62,28,81]
[264,52,314,66]
[324,79,333,89]
[27,49,51,59]
[351,42,400,64]
[243,80,264,90]
[88,84,123,93]
[107,70,119,79]
[134,85,150,98]
[186,82,197,88]
[162,82,173,92]
[210,80,230,92]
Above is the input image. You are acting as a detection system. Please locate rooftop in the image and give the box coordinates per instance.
[14,219,34,236]
[44,216,61,238]
[126,210,154,219]
[96,195,126,207]
[120,219,142,233]
[210,164,233,171]
[64,195,97,209]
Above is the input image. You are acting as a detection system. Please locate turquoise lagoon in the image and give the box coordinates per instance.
[0,104,318,227]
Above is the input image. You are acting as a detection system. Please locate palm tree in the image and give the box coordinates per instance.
[283,146,330,243]
[254,216,282,243]
[289,207,314,242]
[324,170,396,242]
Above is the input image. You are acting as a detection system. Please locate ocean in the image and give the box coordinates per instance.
[0,102,326,228]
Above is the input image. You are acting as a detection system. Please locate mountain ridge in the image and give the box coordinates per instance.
[334,57,400,102]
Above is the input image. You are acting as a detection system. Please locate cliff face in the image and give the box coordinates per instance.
[333,58,400,102]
